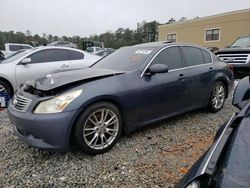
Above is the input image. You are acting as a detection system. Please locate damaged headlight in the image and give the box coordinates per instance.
[34,90,82,114]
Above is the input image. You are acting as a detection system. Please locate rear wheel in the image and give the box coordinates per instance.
[74,102,122,155]
[208,81,226,112]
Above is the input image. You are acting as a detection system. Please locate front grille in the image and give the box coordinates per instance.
[217,54,250,64]
[11,93,32,112]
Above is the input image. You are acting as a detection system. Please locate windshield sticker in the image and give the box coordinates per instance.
[130,56,142,62]
[135,50,152,55]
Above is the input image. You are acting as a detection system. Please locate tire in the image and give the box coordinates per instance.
[0,80,12,96]
[207,81,226,112]
[74,102,122,155]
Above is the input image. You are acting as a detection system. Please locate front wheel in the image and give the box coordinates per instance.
[0,80,12,96]
[74,102,122,155]
[208,81,226,112]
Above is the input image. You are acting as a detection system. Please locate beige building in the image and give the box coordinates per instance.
[158,9,250,49]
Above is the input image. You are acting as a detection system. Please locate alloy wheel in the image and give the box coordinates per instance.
[0,83,7,94]
[83,108,119,150]
[212,84,225,109]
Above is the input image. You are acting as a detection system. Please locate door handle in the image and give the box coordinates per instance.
[61,64,70,68]
[209,67,213,70]
[178,74,186,80]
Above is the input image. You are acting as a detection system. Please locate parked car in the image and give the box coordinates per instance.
[0,46,101,98]
[216,35,250,73]
[177,76,250,188]
[8,42,233,155]
[206,46,219,53]
[47,41,78,48]
[85,46,103,53]
[0,49,27,63]
[1,43,33,57]
[92,49,114,57]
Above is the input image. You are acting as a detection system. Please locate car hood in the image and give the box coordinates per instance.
[215,47,250,54]
[25,67,126,91]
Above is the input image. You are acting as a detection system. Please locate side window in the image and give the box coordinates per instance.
[69,50,84,60]
[152,47,182,70]
[182,47,205,67]
[202,50,212,64]
[28,49,69,63]
[9,45,22,51]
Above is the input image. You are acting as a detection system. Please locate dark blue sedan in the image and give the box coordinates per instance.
[8,42,234,154]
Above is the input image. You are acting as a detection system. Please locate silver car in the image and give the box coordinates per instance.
[0,46,101,97]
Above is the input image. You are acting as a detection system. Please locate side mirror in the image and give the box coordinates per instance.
[20,58,31,65]
[147,64,168,75]
[232,76,250,109]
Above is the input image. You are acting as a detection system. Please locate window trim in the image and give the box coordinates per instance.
[204,28,221,42]
[166,33,177,42]
[141,45,214,77]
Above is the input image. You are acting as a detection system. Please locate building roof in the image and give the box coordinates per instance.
[159,9,250,28]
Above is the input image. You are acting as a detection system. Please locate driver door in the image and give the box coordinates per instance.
[137,46,190,123]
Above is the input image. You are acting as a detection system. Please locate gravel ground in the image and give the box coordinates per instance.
[0,99,237,187]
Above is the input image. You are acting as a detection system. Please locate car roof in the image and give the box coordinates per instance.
[133,41,205,49]
[33,46,81,51]
[5,43,32,46]
[132,41,212,54]
[239,35,250,38]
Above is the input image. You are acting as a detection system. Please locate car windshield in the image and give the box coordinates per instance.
[0,49,35,64]
[231,36,250,48]
[93,47,157,71]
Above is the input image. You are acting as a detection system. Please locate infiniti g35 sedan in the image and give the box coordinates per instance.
[8,42,234,155]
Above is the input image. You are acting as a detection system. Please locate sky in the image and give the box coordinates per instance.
[0,0,250,38]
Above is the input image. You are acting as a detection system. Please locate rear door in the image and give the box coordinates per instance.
[15,49,71,85]
[180,46,215,108]
[137,46,189,122]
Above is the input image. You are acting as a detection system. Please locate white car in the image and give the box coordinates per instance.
[85,46,103,53]
[1,43,33,57]
[0,46,101,97]
[47,41,78,48]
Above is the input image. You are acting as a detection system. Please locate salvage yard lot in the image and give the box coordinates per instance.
[0,100,236,187]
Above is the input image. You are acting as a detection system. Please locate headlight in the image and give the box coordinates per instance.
[34,90,82,114]
[186,181,200,188]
